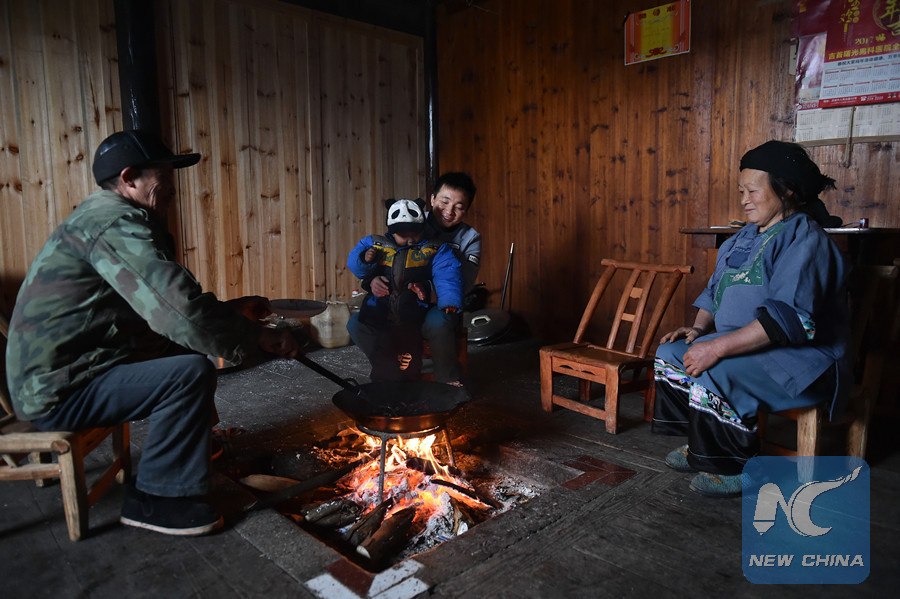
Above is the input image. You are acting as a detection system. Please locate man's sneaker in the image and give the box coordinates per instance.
[120,487,224,536]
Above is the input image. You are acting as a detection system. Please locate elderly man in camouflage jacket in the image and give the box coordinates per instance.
[5,130,299,536]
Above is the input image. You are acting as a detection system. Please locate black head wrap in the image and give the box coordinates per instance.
[740,140,841,227]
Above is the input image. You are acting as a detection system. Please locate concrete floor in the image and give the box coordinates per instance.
[1,337,898,598]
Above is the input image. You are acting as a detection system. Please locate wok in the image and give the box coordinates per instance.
[270,298,327,318]
[295,354,470,434]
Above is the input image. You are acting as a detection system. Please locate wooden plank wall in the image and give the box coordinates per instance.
[0,0,425,315]
[0,0,121,314]
[158,0,426,303]
[436,0,900,341]
[2,0,898,341]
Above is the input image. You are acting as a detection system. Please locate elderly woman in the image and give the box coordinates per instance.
[652,140,850,498]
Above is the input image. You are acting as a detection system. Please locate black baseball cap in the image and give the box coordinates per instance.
[92,130,201,185]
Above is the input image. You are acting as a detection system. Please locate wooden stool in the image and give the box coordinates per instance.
[1,311,131,541]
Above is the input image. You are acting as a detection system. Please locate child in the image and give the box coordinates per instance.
[347,198,463,381]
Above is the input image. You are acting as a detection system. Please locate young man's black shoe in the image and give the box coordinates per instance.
[120,486,224,536]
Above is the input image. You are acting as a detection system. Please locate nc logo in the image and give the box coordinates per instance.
[752,466,862,537]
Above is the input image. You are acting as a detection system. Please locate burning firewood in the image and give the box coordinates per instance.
[468,481,503,510]
[315,428,369,450]
[302,498,361,528]
[448,495,475,534]
[431,478,493,508]
[405,456,462,477]
[357,506,417,563]
[342,498,392,546]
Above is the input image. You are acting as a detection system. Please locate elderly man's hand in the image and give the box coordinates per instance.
[258,327,301,359]
[227,296,273,321]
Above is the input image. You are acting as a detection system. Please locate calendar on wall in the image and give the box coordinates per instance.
[792,0,900,143]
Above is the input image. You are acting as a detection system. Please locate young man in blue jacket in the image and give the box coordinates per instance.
[421,172,481,386]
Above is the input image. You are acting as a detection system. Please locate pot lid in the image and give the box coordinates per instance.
[464,308,511,342]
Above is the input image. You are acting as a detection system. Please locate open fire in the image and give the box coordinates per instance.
[346,432,480,500]
[248,427,536,569]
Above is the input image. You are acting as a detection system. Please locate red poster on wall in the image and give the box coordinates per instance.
[818,0,900,107]
[793,0,834,38]
[624,0,691,65]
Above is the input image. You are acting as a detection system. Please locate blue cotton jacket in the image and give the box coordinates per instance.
[423,214,481,294]
[694,212,851,418]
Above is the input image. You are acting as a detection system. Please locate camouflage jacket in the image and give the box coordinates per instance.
[6,190,260,420]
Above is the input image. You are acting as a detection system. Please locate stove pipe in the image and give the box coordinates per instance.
[113,0,161,135]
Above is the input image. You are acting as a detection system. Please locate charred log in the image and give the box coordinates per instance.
[468,481,504,509]
[448,495,476,534]
[432,478,494,508]
[405,456,462,477]
[357,506,417,564]
[342,498,393,546]
[303,498,361,528]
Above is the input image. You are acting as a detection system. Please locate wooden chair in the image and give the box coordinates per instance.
[758,263,899,458]
[539,259,693,433]
[0,310,131,541]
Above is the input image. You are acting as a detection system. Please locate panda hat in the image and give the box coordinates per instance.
[385,198,426,235]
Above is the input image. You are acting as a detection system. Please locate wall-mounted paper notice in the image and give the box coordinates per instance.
[794,103,900,144]
[624,0,691,65]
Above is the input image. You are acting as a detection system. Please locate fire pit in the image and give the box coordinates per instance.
[238,426,541,571]
[228,356,543,571]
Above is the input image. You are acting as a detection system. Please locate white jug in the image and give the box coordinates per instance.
[310,301,351,348]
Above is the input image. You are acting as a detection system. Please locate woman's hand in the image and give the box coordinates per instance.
[682,340,721,377]
[660,326,705,344]
[661,309,714,344]
[681,320,771,378]
[364,247,378,263]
